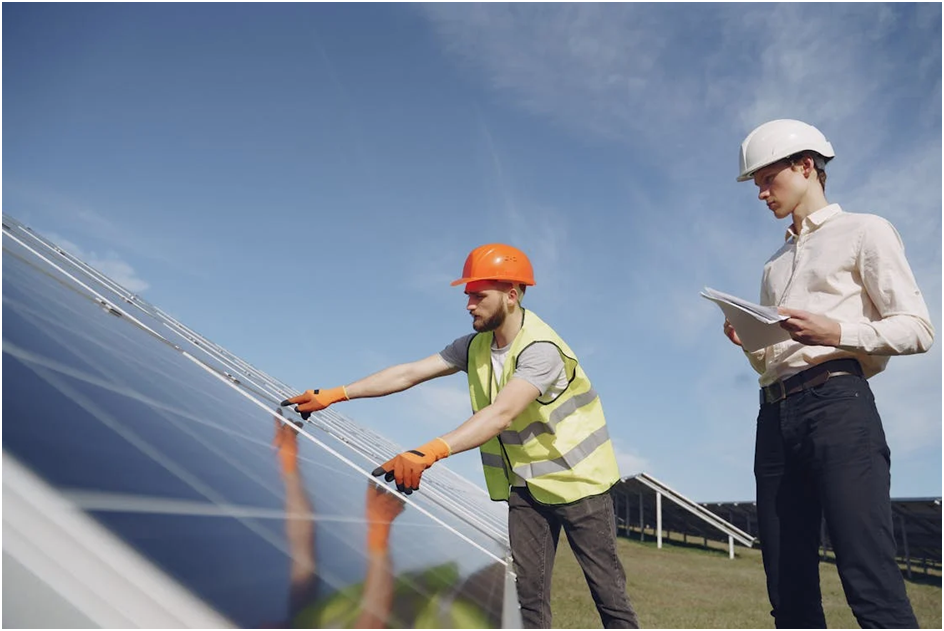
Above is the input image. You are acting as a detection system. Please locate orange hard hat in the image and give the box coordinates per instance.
[451,243,535,287]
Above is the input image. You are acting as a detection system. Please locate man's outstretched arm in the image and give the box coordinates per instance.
[282,354,459,418]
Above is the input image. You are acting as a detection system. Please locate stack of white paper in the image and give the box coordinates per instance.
[701,287,791,352]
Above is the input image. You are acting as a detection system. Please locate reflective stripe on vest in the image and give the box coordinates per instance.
[468,309,620,504]
[499,387,599,445]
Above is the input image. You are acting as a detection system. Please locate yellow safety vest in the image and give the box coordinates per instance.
[468,309,620,504]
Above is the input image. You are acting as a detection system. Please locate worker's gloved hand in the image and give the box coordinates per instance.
[371,437,452,495]
[280,386,349,420]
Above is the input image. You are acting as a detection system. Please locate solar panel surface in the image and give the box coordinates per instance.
[2,215,517,628]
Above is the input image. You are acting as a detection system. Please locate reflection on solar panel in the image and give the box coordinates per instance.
[2,214,521,628]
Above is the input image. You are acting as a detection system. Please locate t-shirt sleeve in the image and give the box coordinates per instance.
[513,342,566,396]
[439,333,476,372]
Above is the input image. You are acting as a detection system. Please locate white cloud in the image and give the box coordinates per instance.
[476,113,517,218]
[840,139,942,264]
[736,5,896,132]
[505,204,571,299]
[421,4,695,145]
[421,5,940,181]
[46,233,150,293]
[470,111,573,301]
[5,183,210,280]
[90,257,150,293]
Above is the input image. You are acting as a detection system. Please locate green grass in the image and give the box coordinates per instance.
[550,532,942,629]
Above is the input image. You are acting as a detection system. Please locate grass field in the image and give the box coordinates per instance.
[550,532,942,629]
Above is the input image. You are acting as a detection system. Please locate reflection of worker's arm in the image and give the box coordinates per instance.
[354,485,405,628]
[354,548,393,629]
[284,471,316,583]
[274,419,317,585]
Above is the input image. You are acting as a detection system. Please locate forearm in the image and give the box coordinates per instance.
[346,363,423,399]
[441,405,512,455]
[839,315,935,355]
[372,379,535,493]
[744,347,767,375]
[344,355,456,400]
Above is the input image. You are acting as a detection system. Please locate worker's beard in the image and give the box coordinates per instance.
[473,306,507,333]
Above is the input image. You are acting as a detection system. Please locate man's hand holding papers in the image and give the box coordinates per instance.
[701,287,792,352]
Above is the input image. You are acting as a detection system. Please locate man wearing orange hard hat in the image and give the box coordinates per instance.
[283,243,639,629]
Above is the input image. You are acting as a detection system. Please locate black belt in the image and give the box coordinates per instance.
[760,358,864,405]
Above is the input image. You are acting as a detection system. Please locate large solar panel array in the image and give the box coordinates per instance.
[2,214,520,628]
[702,497,942,578]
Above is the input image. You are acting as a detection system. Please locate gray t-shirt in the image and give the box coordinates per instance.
[440,333,568,401]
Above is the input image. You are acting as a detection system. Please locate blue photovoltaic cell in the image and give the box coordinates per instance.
[2,216,514,628]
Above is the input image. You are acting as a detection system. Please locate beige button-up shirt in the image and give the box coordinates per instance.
[746,204,934,386]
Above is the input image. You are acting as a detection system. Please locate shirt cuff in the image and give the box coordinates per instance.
[838,322,860,349]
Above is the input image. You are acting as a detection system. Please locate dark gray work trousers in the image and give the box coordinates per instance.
[508,486,639,629]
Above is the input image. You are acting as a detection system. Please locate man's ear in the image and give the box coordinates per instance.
[801,155,816,178]
[506,285,520,307]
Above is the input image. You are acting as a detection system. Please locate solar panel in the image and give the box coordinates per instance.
[2,214,520,628]
[889,498,943,569]
[611,473,755,558]
[702,497,943,578]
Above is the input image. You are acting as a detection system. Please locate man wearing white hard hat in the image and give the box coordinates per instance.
[723,119,933,628]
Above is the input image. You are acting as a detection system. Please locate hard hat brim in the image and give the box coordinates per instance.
[451,276,535,287]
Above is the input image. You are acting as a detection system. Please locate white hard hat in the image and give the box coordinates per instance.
[737,119,835,182]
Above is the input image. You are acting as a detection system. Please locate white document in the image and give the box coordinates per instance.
[701,287,791,352]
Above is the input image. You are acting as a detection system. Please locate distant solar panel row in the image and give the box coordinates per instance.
[702,498,942,576]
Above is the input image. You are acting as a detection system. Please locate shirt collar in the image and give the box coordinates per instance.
[785,203,843,241]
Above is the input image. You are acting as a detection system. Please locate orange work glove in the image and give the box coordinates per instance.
[280,386,349,420]
[365,483,406,551]
[371,437,451,495]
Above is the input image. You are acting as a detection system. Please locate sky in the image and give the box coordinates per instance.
[3,3,941,502]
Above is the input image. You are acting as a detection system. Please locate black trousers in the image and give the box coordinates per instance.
[754,374,917,628]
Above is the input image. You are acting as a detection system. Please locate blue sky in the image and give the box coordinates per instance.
[4,3,941,501]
